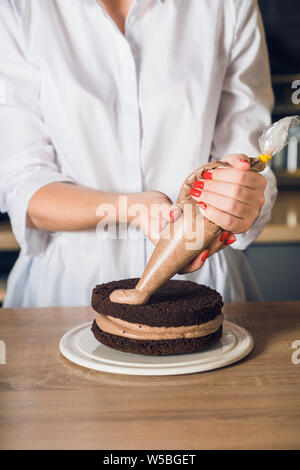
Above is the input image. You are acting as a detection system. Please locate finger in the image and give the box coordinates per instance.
[199,232,236,260]
[206,231,236,255]
[196,201,248,233]
[169,204,183,223]
[179,249,209,274]
[179,231,236,274]
[155,202,174,222]
[220,154,251,171]
[190,189,251,219]
[202,166,265,189]
[193,179,254,204]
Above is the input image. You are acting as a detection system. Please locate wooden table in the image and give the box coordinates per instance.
[0,302,300,450]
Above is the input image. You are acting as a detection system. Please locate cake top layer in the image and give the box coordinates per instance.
[91,279,223,327]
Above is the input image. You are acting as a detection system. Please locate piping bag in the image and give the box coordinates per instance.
[110,116,300,305]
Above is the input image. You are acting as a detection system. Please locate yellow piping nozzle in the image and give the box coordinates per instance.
[258,154,272,164]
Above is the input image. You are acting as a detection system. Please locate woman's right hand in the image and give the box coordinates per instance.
[126,191,235,270]
[127,190,180,245]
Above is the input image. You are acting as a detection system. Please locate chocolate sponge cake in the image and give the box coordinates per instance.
[91,279,223,356]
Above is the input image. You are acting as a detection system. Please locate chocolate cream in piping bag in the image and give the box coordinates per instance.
[110,116,300,305]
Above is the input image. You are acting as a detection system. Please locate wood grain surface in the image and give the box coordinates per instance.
[0,302,300,450]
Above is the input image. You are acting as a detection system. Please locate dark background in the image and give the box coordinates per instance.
[258,0,300,75]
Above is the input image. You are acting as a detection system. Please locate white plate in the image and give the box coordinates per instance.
[59,320,253,376]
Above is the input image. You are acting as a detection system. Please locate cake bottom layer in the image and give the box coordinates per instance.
[91,320,223,356]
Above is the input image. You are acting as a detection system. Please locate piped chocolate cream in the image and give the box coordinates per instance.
[95,312,224,340]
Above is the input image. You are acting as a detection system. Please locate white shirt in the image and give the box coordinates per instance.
[0,0,277,307]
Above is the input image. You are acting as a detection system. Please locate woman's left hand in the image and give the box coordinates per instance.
[179,229,236,274]
[179,154,265,274]
[189,154,266,234]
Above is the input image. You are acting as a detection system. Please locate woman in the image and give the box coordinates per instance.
[0,0,277,307]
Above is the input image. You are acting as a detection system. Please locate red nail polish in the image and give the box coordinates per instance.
[198,202,207,210]
[201,250,209,262]
[225,238,235,246]
[203,171,212,180]
[190,188,202,198]
[193,180,204,190]
[220,231,230,242]
[240,159,250,164]
[170,210,174,222]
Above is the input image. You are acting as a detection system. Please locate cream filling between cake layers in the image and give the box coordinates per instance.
[95,312,223,340]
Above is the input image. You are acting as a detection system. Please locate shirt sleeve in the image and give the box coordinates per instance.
[210,0,278,250]
[0,2,74,256]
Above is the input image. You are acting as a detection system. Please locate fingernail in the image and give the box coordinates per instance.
[170,210,174,222]
[220,231,230,242]
[201,250,209,262]
[198,202,207,210]
[190,188,202,198]
[224,237,235,246]
[193,180,204,190]
[240,159,250,165]
[203,171,212,180]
